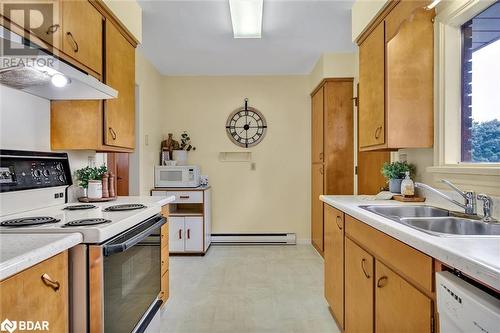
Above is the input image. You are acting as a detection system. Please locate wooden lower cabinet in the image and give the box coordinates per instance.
[0,251,69,332]
[324,205,344,328]
[160,205,170,305]
[375,261,432,333]
[325,209,435,332]
[345,238,374,333]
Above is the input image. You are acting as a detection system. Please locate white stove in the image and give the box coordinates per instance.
[0,197,173,243]
[0,149,174,333]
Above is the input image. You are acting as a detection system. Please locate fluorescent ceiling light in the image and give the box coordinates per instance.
[229,0,263,38]
[426,0,441,9]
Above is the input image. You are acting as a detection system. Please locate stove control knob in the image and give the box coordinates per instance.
[33,169,42,178]
[43,169,50,177]
[56,163,64,171]
[58,175,65,182]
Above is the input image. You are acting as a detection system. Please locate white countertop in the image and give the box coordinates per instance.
[320,195,500,290]
[0,233,82,280]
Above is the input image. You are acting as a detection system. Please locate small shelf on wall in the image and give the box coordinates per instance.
[218,152,252,162]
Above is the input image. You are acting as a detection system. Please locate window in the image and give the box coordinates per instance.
[460,2,500,163]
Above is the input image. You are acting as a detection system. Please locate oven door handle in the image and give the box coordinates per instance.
[103,214,165,256]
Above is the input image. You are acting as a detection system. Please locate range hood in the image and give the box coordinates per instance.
[0,26,117,100]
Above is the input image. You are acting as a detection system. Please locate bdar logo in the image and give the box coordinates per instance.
[0,319,17,333]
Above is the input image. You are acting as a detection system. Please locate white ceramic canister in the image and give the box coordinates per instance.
[172,150,188,166]
[87,180,103,199]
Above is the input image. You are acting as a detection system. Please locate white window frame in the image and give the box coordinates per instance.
[427,0,500,195]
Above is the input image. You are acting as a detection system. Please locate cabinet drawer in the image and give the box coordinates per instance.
[0,251,68,332]
[345,215,432,292]
[167,191,203,203]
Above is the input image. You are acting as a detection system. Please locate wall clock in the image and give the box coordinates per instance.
[226,98,267,148]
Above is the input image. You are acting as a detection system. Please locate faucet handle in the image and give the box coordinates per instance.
[477,194,497,223]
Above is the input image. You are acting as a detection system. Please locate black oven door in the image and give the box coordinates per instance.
[102,214,165,333]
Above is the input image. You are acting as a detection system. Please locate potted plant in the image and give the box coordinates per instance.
[381,161,415,193]
[75,165,108,197]
[171,131,196,165]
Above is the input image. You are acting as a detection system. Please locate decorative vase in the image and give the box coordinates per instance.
[172,150,188,165]
[87,180,103,199]
[389,178,403,194]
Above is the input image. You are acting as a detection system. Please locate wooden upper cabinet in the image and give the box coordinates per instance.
[324,205,344,329]
[62,0,103,75]
[1,0,62,50]
[357,1,434,151]
[311,87,324,164]
[375,261,432,333]
[104,20,135,149]
[359,22,385,149]
[386,7,434,148]
[0,251,69,332]
[345,237,374,333]
[311,164,324,253]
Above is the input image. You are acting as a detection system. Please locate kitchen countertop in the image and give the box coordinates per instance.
[0,233,82,280]
[320,195,500,290]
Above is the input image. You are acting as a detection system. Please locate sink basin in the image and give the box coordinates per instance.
[361,205,450,218]
[360,205,499,237]
[400,217,500,236]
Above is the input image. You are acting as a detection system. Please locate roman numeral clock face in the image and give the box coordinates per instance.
[225,106,267,148]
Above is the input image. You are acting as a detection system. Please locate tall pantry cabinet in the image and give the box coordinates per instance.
[311,78,354,255]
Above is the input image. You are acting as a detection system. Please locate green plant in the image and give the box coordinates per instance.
[381,161,415,180]
[179,131,196,151]
[75,165,107,189]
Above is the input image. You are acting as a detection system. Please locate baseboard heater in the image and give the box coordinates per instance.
[211,233,296,245]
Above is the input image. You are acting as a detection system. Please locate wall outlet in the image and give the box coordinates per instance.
[250,162,256,171]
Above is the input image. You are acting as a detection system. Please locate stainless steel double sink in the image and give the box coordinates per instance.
[360,205,500,237]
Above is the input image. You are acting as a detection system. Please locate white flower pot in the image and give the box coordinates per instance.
[87,180,103,199]
[172,150,188,166]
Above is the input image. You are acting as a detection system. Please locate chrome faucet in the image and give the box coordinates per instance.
[477,194,498,223]
[415,179,476,215]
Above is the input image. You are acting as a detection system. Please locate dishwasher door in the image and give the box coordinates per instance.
[436,271,500,333]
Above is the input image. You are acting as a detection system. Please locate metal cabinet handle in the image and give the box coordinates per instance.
[178,229,182,239]
[187,229,190,239]
[109,127,117,140]
[335,216,342,230]
[361,259,370,278]
[377,276,388,288]
[179,195,190,199]
[46,24,60,35]
[41,273,60,291]
[66,32,79,52]
[374,126,382,139]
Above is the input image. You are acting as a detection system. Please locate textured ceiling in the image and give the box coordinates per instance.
[138,0,355,75]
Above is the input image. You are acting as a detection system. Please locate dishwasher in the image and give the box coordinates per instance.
[436,271,500,333]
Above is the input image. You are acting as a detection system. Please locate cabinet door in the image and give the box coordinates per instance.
[311,164,324,253]
[311,86,324,163]
[324,205,344,328]
[345,238,374,333]
[62,0,102,74]
[104,20,135,149]
[359,22,385,148]
[184,217,204,252]
[375,261,432,333]
[2,0,62,50]
[0,251,68,332]
[169,217,185,252]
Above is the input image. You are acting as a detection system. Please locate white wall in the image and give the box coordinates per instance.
[102,0,142,43]
[0,85,104,201]
[161,76,311,242]
[351,0,388,41]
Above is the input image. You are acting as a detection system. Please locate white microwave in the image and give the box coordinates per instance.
[154,165,200,188]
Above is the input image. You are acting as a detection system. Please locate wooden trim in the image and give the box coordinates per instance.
[89,246,104,333]
[312,241,324,258]
[355,0,400,45]
[91,0,139,47]
[310,77,354,97]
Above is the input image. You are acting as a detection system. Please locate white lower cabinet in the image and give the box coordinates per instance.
[168,216,203,253]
